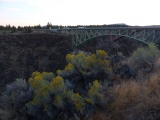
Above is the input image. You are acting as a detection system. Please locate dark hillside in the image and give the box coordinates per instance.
[0,33,72,92]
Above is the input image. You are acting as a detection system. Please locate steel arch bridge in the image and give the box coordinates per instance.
[66,27,160,47]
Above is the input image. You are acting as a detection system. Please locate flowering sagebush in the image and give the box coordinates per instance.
[57,50,112,84]
[26,71,89,119]
[0,50,110,120]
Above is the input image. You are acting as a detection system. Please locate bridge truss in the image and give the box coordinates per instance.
[70,27,160,47]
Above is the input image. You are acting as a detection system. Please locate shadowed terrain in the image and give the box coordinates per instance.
[0,33,72,92]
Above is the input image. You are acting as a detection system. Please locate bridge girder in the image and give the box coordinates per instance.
[71,29,160,47]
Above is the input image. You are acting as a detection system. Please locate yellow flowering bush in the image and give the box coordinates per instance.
[49,76,66,93]
[28,72,54,106]
[1,50,111,120]
[57,50,112,83]
[55,50,111,116]
[85,98,93,104]
[96,50,107,59]
[54,95,64,108]
[71,93,85,111]
[88,80,103,98]
[87,80,104,106]
[66,54,75,63]
[27,72,70,119]
[26,50,111,119]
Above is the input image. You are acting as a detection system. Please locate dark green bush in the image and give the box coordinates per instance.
[128,43,160,73]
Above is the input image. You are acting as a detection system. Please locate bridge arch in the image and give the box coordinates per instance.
[74,34,149,48]
[71,28,160,48]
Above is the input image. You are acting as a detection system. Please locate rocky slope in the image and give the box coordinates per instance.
[0,33,72,92]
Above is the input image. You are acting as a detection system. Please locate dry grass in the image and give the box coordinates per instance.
[88,111,111,120]
[90,58,160,120]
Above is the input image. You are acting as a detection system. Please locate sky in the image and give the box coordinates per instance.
[0,0,160,27]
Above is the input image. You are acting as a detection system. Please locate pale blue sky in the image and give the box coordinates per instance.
[0,0,159,27]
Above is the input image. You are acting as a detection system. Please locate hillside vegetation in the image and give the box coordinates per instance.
[0,43,160,120]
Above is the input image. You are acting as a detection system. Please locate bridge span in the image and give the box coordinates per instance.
[62,26,160,47]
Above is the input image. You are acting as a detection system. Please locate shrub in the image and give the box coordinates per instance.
[115,64,136,79]
[128,43,160,73]
[57,50,112,91]
[0,50,111,120]
[0,79,33,120]
[27,72,81,119]
[26,71,106,119]
[104,68,160,120]
[56,50,112,114]
[27,71,60,119]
